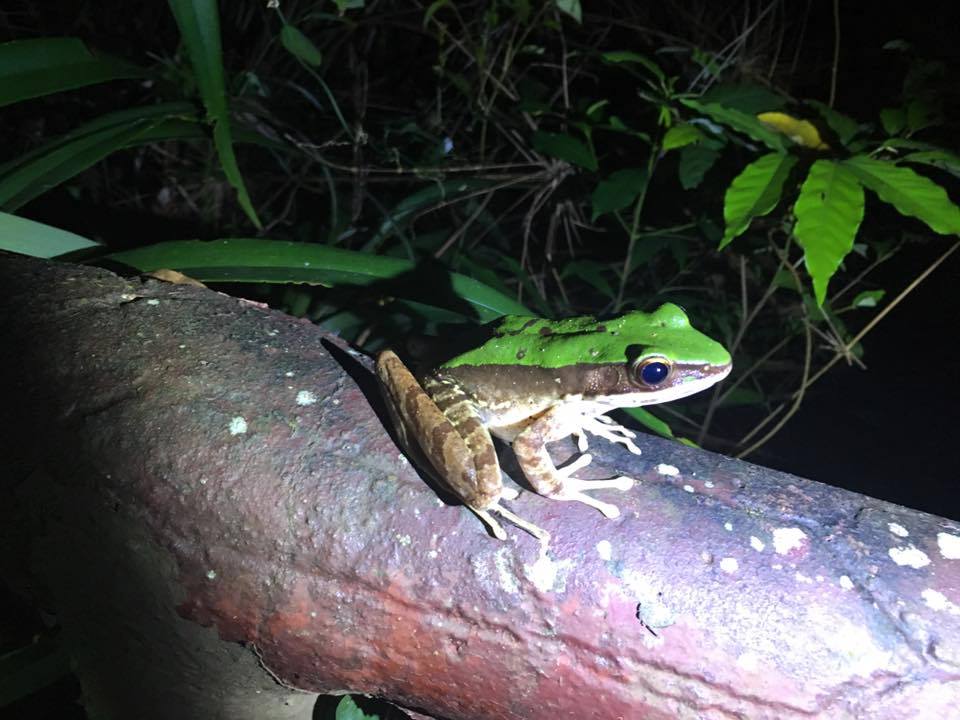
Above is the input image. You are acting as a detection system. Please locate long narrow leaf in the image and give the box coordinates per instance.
[844,155,960,235]
[793,160,864,305]
[168,0,261,228]
[0,120,164,211]
[106,239,530,320]
[720,153,797,248]
[0,38,145,107]
[0,211,100,258]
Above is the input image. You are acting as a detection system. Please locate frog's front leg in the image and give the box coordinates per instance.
[376,351,549,544]
[512,406,635,518]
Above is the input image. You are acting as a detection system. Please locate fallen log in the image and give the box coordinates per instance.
[1,251,958,719]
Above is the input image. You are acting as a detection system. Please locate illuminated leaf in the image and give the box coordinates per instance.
[720,153,797,248]
[757,111,829,150]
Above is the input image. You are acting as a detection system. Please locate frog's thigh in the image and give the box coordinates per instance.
[513,406,633,518]
[377,352,500,507]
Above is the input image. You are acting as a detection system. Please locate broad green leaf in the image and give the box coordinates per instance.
[0,211,100,258]
[901,150,960,178]
[681,99,787,151]
[720,153,797,249]
[805,99,861,146]
[335,695,379,720]
[700,83,786,114]
[677,143,720,190]
[168,0,261,228]
[590,168,648,219]
[106,239,530,321]
[600,50,664,82]
[844,155,960,235]
[880,107,906,136]
[662,123,703,151]
[793,160,865,305]
[555,0,581,23]
[532,131,597,171]
[0,38,145,107]
[280,25,323,66]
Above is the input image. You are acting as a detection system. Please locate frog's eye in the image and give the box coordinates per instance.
[632,356,671,387]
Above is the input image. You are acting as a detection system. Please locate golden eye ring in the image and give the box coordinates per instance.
[631,356,672,387]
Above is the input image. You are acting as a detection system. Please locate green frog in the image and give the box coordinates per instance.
[376,303,731,543]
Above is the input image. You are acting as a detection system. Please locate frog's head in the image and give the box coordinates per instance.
[582,303,732,408]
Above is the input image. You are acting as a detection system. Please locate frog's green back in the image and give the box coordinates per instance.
[441,303,731,369]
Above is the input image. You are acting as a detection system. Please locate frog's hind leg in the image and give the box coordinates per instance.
[513,406,635,519]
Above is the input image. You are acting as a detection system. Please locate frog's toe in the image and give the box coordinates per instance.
[552,476,635,518]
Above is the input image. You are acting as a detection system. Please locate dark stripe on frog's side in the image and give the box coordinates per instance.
[423,376,501,496]
[430,361,721,406]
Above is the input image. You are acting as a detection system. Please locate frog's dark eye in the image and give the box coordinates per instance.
[632,356,671,387]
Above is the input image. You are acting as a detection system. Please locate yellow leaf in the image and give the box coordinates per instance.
[757,111,830,150]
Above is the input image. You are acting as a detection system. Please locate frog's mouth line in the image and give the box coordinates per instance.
[590,362,733,408]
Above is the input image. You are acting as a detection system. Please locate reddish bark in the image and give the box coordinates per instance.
[1,252,958,719]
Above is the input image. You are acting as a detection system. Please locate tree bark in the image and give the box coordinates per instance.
[1,251,958,719]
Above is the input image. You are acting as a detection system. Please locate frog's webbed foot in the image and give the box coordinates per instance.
[471,500,551,547]
[550,453,635,518]
[579,414,643,456]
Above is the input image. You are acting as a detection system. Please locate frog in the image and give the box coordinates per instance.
[375,303,732,544]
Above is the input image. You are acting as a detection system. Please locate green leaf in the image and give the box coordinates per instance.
[852,289,885,308]
[0,211,100,258]
[680,99,787,151]
[677,143,720,190]
[561,259,616,300]
[720,153,797,249]
[280,24,323,66]
[661,123,703,151]
[168,0,261,228]
[0,37,145,107]
[793,160,865,305]
[901,149,960,178]
[880,107,906,136]
[805,99,861,146]
[554,0,581,23]
[335,695,379,720]
[600,50,664,82]
[844,155,960,235]
[590,168,648,220]
[623,407,676,439]
[105,239,530,321]
[699,83,786,114]
[532,131,597,171]
[0,118,163,211]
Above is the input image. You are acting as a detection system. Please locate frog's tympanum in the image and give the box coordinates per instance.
[376,303,732,543]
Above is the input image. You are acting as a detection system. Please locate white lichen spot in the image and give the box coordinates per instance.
[199,477,208,485]
[494,548,520,595]
[332,398,340,405]
[921,588,960,615]
[146,298,160,306]
[750,536,765,552]
[719,557,739,574]
[682,484,695,493]
[937,532,960,560]
[773,527,807,555]
[524,552,574,593]
[724,521,734,532]
[888,522,909,538]
[596,540,613,561]
[428,550,438,559]
[395,534,412,546]
[284,370,295,377]
[888,544,930,569]
[310,611,317,618]
[178,344,186,349]
[736,651,760,672]
[704,480,715,489]
[228,416,248,435]
[656,463,679,476]
[206,569,217,580]
[839,575,854,590]
[795,572,814,584]
[295,390,317,406]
